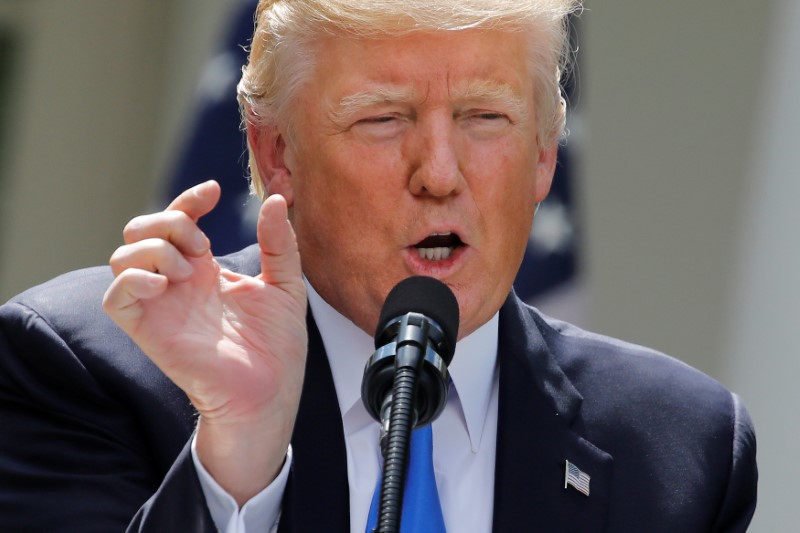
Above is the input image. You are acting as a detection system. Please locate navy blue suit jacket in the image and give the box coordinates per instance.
[0,246,757,531]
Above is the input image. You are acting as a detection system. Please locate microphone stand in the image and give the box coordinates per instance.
[376,372,419,532]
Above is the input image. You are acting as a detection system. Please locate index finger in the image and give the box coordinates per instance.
[166,180,222,222]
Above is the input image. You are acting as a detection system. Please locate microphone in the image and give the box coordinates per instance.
[361,277,459,533]
[361,275,459,436]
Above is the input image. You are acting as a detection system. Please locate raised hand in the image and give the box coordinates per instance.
[103,181,307,504]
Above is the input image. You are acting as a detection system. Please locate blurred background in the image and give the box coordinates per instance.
[0,1,796,530]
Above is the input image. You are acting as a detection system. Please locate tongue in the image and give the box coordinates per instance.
[416,234,459,248]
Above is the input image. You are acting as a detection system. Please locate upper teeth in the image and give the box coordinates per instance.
[418,247,453,261]
[415,232,457,261]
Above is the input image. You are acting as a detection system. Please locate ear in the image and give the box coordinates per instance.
[246,121,295,206]
[534,141,558,204]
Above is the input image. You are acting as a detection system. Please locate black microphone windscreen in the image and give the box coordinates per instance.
[376,276,459,362]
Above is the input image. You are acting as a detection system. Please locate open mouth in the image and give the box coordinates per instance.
[414,232,464,261]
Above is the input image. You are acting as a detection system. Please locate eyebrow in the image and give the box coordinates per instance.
[455,79,530,122]
[331,86,418,124]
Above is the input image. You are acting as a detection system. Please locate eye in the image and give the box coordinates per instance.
[351,114,406,140]
[468,111,510,124]
[474,112,508,121]
[460,110,513,137]
[363,116,396,124]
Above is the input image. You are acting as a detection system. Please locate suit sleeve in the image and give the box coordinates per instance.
[0,301,216,532]
[710,393,758,533]
[126,440,218,532]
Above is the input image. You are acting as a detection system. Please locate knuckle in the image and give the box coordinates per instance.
[149,238,173,258]
[170,209,192,224]
[101,285,117,312]
[108,247,128,271]
[122,215,148,243]
[123,211,191,244]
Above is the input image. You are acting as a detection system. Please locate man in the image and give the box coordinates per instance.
[0,0,756,532]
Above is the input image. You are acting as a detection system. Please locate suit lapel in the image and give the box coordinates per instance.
[493,295,613,533]
[278,311,350,533]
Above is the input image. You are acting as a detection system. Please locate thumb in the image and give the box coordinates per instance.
[257,194,304,295]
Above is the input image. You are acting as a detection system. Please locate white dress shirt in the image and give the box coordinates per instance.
[194,280,500,532]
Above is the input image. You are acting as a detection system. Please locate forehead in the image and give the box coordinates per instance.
[304,29,534,104]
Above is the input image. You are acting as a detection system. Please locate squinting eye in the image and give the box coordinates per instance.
[351,115,405,140]
[478,113,504,119]
[472,112,509,122]
[459,111,514,138]
[461,112,512,135]
[357,115,397,125]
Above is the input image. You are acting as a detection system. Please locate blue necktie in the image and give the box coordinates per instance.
[365,425,447,532]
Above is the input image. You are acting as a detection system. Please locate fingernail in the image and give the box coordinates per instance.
[200,180,217,195]
[177,259,194,278]
[194,232,209,252]
[194,181,212,197]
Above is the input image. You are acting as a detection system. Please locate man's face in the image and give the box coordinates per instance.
[262,29,556,339]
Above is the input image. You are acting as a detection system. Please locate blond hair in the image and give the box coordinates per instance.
[238,0,582,199]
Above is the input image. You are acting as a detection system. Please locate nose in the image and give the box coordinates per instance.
[407,116,465,198]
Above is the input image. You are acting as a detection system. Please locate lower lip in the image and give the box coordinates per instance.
[402,245,470,277]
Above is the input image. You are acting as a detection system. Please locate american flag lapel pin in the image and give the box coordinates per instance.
[564,460,591,497]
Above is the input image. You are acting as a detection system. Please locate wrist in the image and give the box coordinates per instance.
[195,414,291,506]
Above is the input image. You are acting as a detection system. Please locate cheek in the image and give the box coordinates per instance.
[321,152,408,229]
[473,154,538,253]
[471,145,538,210]
[293,160,397,257]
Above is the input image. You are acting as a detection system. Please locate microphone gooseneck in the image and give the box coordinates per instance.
[361,276,459,533]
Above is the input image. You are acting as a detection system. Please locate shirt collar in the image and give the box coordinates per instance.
[305,279,498,451]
